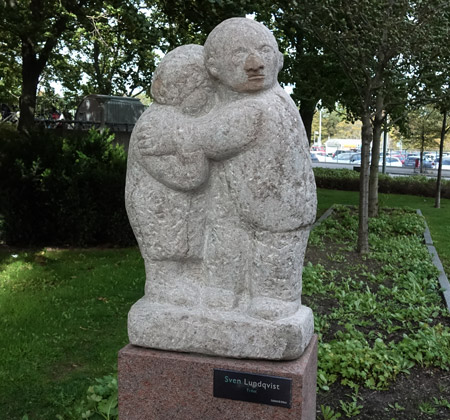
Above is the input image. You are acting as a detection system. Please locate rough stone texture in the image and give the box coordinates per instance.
[118,335,318,420]
[128,299,313,360]
[125,18,317,360]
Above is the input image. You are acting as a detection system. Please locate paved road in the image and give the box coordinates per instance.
[312,162,450,179]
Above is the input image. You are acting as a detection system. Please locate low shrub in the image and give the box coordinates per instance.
[0,127,135,246]
[75,375,118,420]
[313,167,450,199]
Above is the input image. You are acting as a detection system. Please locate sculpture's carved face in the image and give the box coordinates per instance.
[206,20,283,93]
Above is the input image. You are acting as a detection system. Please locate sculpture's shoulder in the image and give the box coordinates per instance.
[132,104,178,139]
[258,86,309,149]
[227,86,303,131]
[259,85,302,119]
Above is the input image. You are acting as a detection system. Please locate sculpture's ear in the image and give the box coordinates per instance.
[278,51,284,71]
[206,57,219,78]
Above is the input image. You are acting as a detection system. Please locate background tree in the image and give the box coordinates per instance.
[435,108,450,208]
[254,2,348,144]
[154,0,253,46]
[311,108,362,142]
[0,29,21,107]
[401,106,441,152]
[300,0,447,252]
[157,0,347,143]
[0,0,99,132]
[53,1,162,100]
[413,10,450,208]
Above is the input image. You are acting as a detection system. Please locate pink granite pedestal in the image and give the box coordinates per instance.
[118,334,318,420]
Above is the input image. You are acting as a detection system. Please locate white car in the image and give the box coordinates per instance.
[351,156,403,167]
[437,157,450,170]
[380,157,403,167]
[313,151,328,162]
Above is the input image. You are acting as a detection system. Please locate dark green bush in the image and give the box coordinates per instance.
[0,127,135,246]
[313,167,450,199]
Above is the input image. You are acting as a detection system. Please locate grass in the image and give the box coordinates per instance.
[0,248,144,419]
[0,189,449,419]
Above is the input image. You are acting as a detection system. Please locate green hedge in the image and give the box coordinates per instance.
[314,167,450,199]
[2,126,447,247]
[0,126,135,246]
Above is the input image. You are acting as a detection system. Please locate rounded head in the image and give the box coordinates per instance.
[204,18,283,93]
[151,44,214,115]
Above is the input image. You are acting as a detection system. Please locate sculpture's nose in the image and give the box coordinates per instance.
[244,53,264,72]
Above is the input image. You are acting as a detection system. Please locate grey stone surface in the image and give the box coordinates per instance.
[125,18,317,360]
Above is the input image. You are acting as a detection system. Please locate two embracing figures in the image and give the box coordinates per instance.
[125,18,317,360]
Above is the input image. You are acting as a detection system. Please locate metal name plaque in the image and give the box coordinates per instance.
[213,369,292,408]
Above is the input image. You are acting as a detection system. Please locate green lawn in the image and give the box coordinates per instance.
[0,248,144,419]
[0,189,448,419]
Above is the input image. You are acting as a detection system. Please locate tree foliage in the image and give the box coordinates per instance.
[297,0,450,252]
[53,1,161,99]
[401,106,442,150]
[0,28,21,105]
[2,0,450,215]
[0,0,97,131]
[255,1,348,143]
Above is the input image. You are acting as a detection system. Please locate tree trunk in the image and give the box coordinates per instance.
[358,112,372,254]
[16,4,69,133]
[18,41,41,133]
[420,127,425,174]
[435,109,447,208]
[300,103,316,145]
[369,94,384,218]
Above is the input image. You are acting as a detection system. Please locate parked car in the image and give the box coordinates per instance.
[351,156,402,167]
[437,157,450,170]
[381,156,403,167]
[391,154,406,164]
[332,150,348,159]
[403,156,436,169]
[313,151,328,162]
[424,159,436,169]
[333,152,361,163]
[310,152,320,162]
[424,153,437,161]
[403,156,420,167]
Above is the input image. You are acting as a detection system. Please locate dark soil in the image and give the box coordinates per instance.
[317,367,450,420]
[304,240,450,420]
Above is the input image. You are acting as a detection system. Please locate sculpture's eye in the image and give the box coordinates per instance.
[260,45,274,58]
[232,49,247,65]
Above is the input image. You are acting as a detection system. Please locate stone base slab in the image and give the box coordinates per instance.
[118,335,318,420]
[128,298,314,360]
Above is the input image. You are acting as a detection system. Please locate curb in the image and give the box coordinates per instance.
[312,205,335,228]
[417,209,450,312]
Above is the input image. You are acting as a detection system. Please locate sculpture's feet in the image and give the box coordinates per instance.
[201,286,236,310]
[146,279,199,308]
[248,297,300,321]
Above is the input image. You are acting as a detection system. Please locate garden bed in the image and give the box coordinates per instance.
[304,205,450,419]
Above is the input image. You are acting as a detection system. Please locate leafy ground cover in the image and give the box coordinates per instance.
[316,188,450,275]
[305,205,450,419]
[0,189,449,419]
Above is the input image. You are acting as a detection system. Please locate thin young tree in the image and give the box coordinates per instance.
[300,0,448,252]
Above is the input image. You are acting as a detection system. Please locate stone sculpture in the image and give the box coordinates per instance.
[125,17,317,360]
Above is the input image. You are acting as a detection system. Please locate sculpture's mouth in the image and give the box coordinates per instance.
[248,75,265,81]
